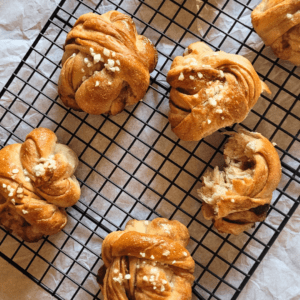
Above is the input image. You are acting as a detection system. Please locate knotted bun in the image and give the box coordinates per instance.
[97,218,195,300]
[0,128,80,242]
[166,42,270,141]
[252,0,300,65]
[198,129,282,235]
[58,11,157,115]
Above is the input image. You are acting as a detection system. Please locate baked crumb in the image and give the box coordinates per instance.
[247,141,257,152]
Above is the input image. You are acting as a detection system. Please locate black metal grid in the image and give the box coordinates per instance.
[0,0,299,299]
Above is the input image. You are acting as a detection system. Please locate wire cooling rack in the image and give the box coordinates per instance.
[0,0,300,299]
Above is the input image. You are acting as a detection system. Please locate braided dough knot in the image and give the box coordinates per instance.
[252,0,300,65]
[0,128,80,242]
[98,218,195,300]
[58,11,158,115]
[166,42,270,141]
[198,129,282,235]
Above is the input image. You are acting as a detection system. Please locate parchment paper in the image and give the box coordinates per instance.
[0,0,299,299]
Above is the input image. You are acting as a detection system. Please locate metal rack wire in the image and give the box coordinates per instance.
[0,0,299,299]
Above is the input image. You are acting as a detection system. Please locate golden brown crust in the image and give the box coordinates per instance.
[166,42,270,141]
[98,218,195,300]
[58,11,158,115]
[0,128,81,242]
[252,0,300,65]
[198,129,282,235]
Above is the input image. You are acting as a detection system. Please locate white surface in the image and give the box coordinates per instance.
[0,0,299,300]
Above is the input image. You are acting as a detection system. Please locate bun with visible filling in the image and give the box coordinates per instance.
[198,129,281,235]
